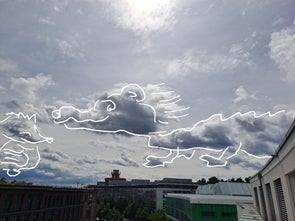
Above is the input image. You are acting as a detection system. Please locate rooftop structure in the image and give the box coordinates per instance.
[104,169,127,185]
[196,182,252,196]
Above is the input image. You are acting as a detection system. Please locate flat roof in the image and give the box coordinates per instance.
[166,193,253,205]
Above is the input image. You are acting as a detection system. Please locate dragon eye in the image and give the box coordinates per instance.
[102,100,116,112]
[34,125,40,134]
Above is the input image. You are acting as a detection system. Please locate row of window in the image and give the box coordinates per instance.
[0,191,83,213]
[253,176,290,221]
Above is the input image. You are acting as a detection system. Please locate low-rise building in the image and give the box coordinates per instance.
[93,171,198,210]
[0,184,97,221]
[165,193,254,221]
[250,119,295,221]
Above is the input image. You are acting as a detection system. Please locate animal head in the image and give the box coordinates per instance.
[1,112,53,144]
[52,83,190,135]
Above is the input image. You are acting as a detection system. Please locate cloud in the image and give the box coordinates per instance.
[149,111,292,168]
[0,85,5,94]
[0,58,18,73]
[164,46,253,77]
[52,83,190,135]
[100,0,177,35]
[10,73,55,103]
[269,21,295,82]
[233,86,258,104]
[100,152,139,167]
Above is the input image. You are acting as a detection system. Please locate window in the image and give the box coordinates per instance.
[253,187,260,213]
[288,171,295,214]
[16,194,24,210]
[266,183,276,221]
[202,211,215,217]
[274,178,288,221]
[222,212,235,217]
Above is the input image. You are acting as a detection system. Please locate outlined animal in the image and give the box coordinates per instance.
[143,110,286,168]
[0,112,53,177]
[51,83,287,168]
[52,83,189,135]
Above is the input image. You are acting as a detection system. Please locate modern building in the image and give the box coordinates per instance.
[0,184,97,221]
[250,119,295,221]
[165,182,263,221]
[93,170,198,210]
[165,193,254,221]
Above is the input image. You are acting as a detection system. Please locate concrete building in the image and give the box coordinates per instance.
[0,184,97,221]
[165,193,254,221]
[250,119,295,221]
[165,182,264,221]
[93,171,198,210]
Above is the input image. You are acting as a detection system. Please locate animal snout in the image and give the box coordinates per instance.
[46,137,54,144]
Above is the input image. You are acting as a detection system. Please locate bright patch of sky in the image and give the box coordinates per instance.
[0,0,294,185]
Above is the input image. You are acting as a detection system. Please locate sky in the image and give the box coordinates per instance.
[0,0,294,186]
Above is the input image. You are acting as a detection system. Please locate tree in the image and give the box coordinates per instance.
[245,176,251,183]
[236,177,244,183]
[207,176,219,184]
[149,210,168,221]
[197,178,206,185]
[135,207,149,221]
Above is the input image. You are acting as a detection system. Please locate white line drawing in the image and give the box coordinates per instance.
[51,83,285,168]
[0,112,53,177]
[52,83,190,135]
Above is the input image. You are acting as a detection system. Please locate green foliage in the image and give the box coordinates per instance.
[135,207,150,221]
[148,210,168,221]
[96,198,168,221]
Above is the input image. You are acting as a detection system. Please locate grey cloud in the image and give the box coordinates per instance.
[149,111,292,167]
[53,83,190,135]
[10,73,55,103]
[100,152,139,167]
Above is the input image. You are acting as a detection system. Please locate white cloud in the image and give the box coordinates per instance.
[233,86,258,104]
[101,0,177,35]
[0,85,5,94]
[10,73,55,103]
[269,21,295,82]
[164,46,253,77]
[0,58,18,73]
[55,38,85,60]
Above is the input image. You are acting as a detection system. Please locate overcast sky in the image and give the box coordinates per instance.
[0,0,294,185]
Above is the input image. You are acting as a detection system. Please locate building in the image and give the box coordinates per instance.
[165,193,254,221]
[165,182,264,221]
[104,169,127,185]
[250,119,295,221]
[93,171,198,210]
[0,184,97,221]
[196,182,252,196]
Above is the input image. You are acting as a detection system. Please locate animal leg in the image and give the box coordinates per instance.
[143,148,195,168]
[199,143,242,167]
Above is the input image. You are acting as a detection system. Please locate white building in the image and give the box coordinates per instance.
[250,119,295,221]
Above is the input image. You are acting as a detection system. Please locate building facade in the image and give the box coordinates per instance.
[250,120,295,221]
[0,185,97,221]
[94,172,198,210]
[165,193,253,221]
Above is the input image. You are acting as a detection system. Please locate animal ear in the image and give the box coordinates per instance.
[120,84,145,102]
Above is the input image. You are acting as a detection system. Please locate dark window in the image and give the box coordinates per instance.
[274,178,288,221]
[222,212,236,217]
[23,214,30,221]
[202,211,215,217]
[16,194,24,210]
